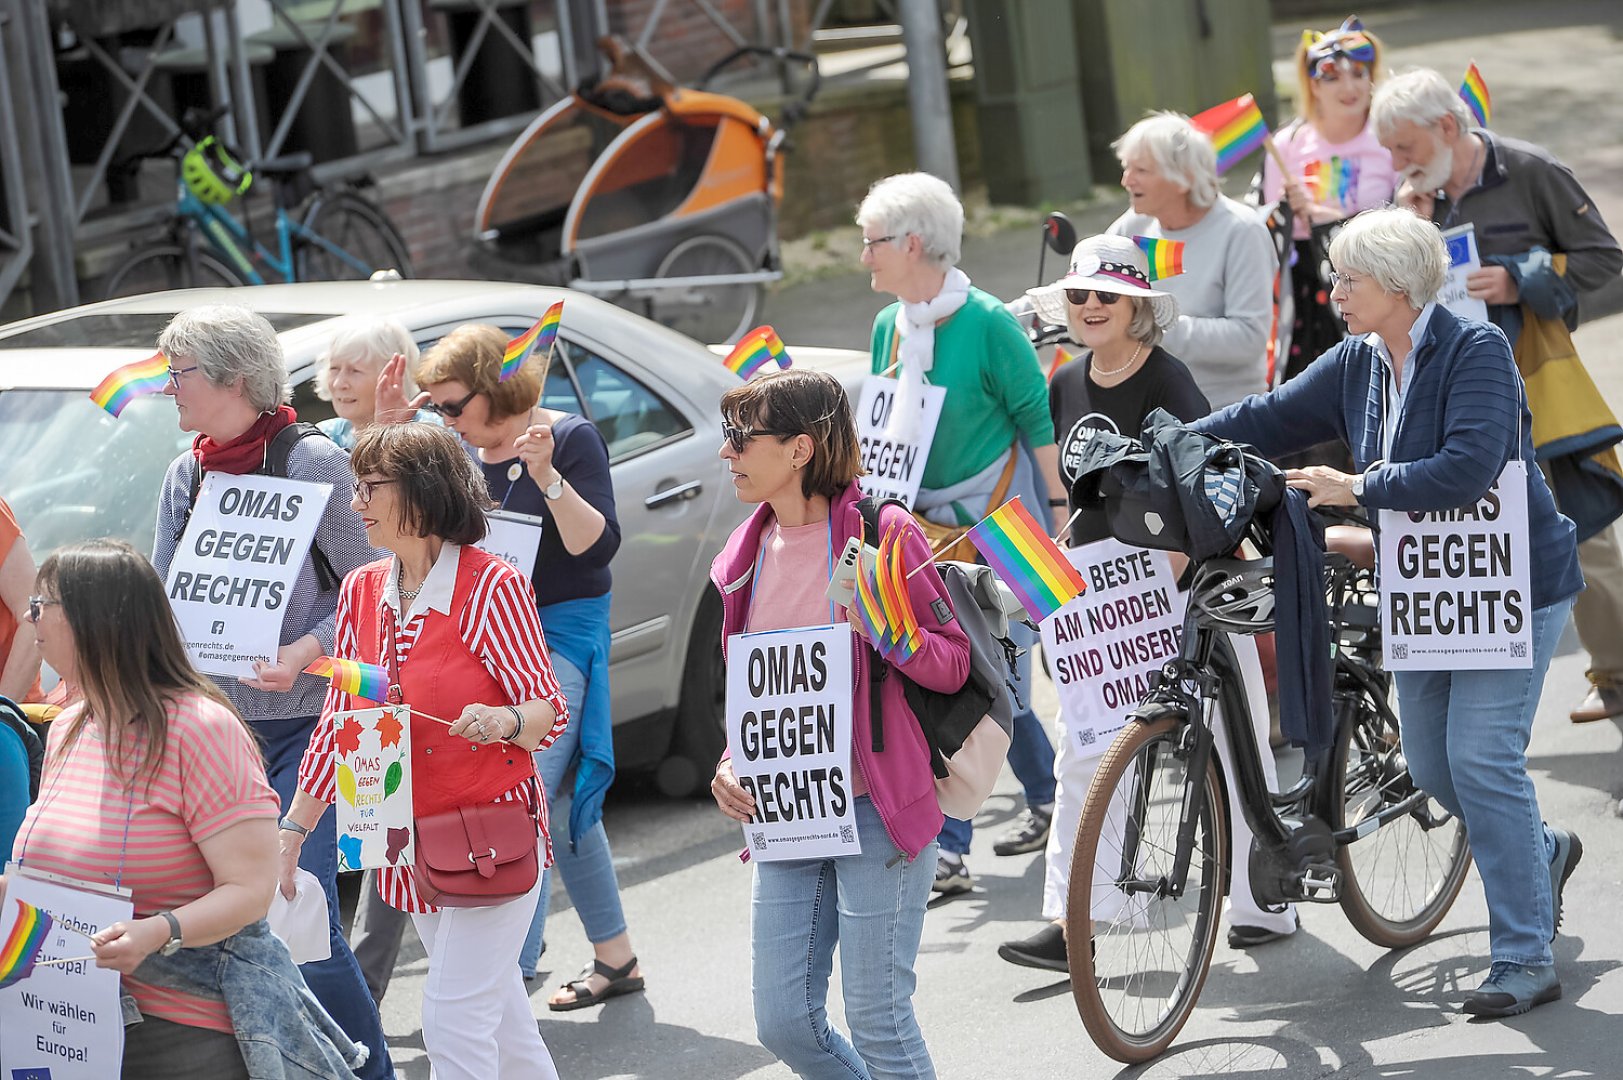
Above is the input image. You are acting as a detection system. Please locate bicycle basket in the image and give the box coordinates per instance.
[183,137,252,204]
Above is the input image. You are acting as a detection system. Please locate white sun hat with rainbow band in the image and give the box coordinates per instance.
[1026,233,1183,332]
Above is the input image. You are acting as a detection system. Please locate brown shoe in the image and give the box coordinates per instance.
[1570,682,1623,723]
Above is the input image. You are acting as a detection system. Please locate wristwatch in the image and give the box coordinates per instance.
[1351,471,1367,501]
[543,472,565,501]
[158,911,184,956]
[279,816,310,837]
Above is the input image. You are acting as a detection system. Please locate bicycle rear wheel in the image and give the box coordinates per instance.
[1332,678,1472,948]
[1067,715,1228,1064]
[649,234,761,344]
[101,243,244,299]
[296,190,414,282]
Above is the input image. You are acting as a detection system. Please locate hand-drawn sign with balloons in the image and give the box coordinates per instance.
[331,705,415,871]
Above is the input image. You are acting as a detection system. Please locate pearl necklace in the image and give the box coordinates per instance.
[1091,341,1145,379]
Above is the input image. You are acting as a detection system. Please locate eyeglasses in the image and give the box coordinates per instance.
[860,235,897,252]
[422,389,478,419]
[352,478,397,503]
[1328,271,1363,292]
[26,596,59,624]
[1064,289,1123,306]
[166,364,198,389]
[721,419,797,455]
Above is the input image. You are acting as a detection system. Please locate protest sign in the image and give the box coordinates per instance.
[725,624,860,861]
[331,705,415,872]
[1040,539,1185,758]
[0,866,131,1078]
[1438,223,1490,323]
[479,510,544,580]
[855,376,946,508]
[1378,461,1532,669]
[165,473,330,678]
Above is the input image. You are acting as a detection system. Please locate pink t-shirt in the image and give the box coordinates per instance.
[1262,120,1400,239]
[11,693,281,1033]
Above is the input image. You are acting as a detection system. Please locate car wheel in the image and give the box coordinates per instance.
[657,590,727,797]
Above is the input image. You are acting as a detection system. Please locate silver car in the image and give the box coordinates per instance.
[0,280,850,795]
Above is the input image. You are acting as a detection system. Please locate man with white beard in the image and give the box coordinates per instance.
[1372,68,1623,729]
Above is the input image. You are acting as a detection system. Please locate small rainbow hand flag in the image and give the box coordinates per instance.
[722,325,792,379]
[89,351,169,418]
[305,656,392,704]
[0,898,55,990]
[501,300,564,382]
[1133,236,1186,282]
[1190,93,1270,175]
[1459,62,1491,127]
[967,496,1087,623]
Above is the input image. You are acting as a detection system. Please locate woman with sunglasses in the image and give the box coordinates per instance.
[710,369,969,1078]
[412,323,645,1011]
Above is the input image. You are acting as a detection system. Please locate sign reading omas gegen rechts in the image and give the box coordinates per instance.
[855,376,946,509]
[165,472,331,679]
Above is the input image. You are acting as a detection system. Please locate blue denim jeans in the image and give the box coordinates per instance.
[255,716,394,1079]
[752,796,937,1079]
[937,620,1055,856]
[518,651,629,977]
[1391,597,1572,968]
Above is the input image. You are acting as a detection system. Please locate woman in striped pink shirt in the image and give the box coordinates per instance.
[282,423,570,1080]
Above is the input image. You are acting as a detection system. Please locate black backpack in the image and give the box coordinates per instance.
[0,695,43,802]
[184,422,342,592]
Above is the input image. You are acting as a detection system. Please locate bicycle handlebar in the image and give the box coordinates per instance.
[697,46,822,124]
[113,105,233,172]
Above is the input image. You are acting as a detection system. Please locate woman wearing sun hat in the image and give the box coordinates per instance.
[996,234,1299,974]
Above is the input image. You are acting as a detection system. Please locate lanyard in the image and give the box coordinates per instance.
[17,721,140,890]
[745,518,835,631]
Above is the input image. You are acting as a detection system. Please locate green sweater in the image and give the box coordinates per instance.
[869,287,1055,491]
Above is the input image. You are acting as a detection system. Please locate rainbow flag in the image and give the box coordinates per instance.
[305,656,392,703]
[1132,236,1186,282]
[850,547,892,651]
[1190,93,1270,175]
[881,526,922,660]
[1046,346,1075,382]
[967,496,1087,623]
[0,898,54,990]
[1459,62,1491,127]
[722,325,792,379]
[501,300,564,382]
[89,351,169,417]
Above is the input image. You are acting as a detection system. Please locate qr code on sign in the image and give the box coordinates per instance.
[1510,641,1528,658]
[1078,728,1096,747]
[1392,643,1408,660]
[751,832,767,852]
[840,824,854,844]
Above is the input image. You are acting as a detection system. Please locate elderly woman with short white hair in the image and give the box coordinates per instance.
[1109,112,1278,409]
[1193,207,1584,1019]
[313,317,430,450]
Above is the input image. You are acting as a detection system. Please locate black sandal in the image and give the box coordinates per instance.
[548,955,645,1012]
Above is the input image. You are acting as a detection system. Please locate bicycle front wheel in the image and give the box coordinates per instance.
[1332,680,1472,948]
[1067,715,1228,1064]
[650,234,761,344]
[101,243,244,300]
[296,191,414,282]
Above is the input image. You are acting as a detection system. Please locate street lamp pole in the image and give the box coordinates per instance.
[897,0,960,191]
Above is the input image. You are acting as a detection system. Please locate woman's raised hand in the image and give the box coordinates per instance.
[374,353,415,424]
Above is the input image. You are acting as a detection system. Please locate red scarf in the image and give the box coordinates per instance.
[192,405,299,475]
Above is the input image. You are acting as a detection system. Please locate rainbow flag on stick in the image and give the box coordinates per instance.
[722,325,792,379]
[876,525,921,661]
[1133,236,1186,282]
[501,300,564,382]
[1459,62,1491,127]
[0,898,55,990]
[851,548,892,651]
[89,351,169,417]
[305,656,392,703]
[966,497,1087,623]
[1190,93,1270,175]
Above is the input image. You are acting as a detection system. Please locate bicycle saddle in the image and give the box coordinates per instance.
[254,153,314,178]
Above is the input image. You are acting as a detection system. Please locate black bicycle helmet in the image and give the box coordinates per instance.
[1189,557,1276,633]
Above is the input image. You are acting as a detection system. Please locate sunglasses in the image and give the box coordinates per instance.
[1065,289,1123,306]
[352,478,397,503]
[721,419,798,455]
[422,388,479,419]
[26,596,59,624]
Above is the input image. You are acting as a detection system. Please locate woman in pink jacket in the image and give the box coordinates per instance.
[709,369,969,1078]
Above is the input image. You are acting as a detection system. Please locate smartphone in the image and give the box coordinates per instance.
[825,536,877,604]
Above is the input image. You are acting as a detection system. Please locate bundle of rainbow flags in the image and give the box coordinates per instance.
[849,524,923,663]
[967,496,1087,624]
[722,325,792,379]
[0,898,55,990]
[501,299,565,382]
[305,656,392,703]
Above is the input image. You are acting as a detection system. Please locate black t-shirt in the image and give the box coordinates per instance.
[477,412,621,607]
[1049,347,1211,545]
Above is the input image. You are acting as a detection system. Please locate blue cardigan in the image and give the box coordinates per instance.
[1194,304,1582,611]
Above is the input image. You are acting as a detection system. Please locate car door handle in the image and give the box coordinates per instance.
[645,480,704,508]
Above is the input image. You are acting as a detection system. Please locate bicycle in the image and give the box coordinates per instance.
[101,107,413,299]
[1064,477,1473,1063]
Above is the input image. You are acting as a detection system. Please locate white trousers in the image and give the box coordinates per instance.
[410,872,560,1080]
[1043,633,1298,934]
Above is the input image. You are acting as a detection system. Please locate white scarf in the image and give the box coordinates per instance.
[886,267,971,443]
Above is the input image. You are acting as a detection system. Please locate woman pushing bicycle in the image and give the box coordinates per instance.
[1193,206,1583,1018]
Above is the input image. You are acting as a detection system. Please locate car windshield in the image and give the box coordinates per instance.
[0,389,191,559]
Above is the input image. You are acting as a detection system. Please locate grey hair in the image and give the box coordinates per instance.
[157,305,287,413]
[1328,206,1449,308]
[314,318,420,401]
[1064,295,1164,351]
[1113,112,1220,210]
[855,172,963,269]
[1370,68,1475,141]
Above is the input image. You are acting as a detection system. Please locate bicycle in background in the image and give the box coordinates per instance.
[101,107,413,299]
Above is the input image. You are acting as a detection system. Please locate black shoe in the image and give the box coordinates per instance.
[1226,913,1298,949]
[1547,826,1583,941]
[992,804,1054,856]
[998,923,1068,972]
